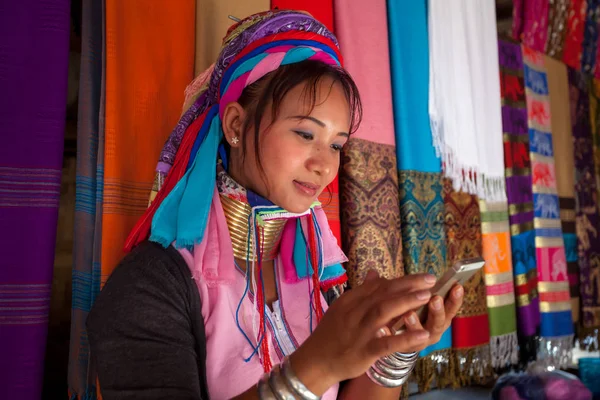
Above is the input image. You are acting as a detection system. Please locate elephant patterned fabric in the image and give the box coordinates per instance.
[523,46,574,368]
[569,67,600,343]
[499,40,540,366]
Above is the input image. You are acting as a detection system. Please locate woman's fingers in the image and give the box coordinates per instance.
[360,290,432,328]
[403,311,425,332]
[368,329,430,358]
[424,296,446,339]
[444,285,464,326]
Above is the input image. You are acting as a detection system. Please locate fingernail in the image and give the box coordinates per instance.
[454,286,464,299]
[424,274,436,284]
[431,298,442,310]
[407,314,417,325]
[416,330,430,339]
[416,290,431,301]
[376,327,388,338]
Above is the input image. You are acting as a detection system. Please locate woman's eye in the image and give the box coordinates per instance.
[294,130,313,140]
[331,144,343,152]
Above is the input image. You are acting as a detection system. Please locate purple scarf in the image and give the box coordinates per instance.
[0,1,71,398]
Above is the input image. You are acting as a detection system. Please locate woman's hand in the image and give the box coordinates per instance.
[400,282,463,350]
[288,271,464,396]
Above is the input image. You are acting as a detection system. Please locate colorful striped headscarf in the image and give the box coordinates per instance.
[125,10,343,250]
[123,10,349,371]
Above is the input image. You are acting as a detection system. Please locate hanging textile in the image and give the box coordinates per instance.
[444,182,493,386]
[562,0,586,70]
[101,0,196,285]
[68,0,104,398]
[523,47,574,368]
[271,0,333,30]
[388,0,452,392]
[480,199,519,372]
[334,0,403,287]
[592,81,600,210]
[269,0,342,247]
[546,0,569,58]
[546,56,580,332]
[515,0,550,54]
[195,0,269,74]
[569,68,600,350]
[428,0,506,201]
[581,0,600,75]
[499,39,540,366]
[0,1,70,399]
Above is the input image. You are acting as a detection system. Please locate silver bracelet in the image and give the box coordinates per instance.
[258,372,278,399]
[367,351,418,388]
[268,365,298,400]
[280,357,321,400]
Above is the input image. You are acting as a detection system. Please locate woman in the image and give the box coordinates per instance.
[87,10,464,400]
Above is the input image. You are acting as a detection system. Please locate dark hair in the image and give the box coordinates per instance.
[233,59,363,190]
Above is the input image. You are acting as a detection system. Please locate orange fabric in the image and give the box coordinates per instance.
[102,0,195,285]
[482,231,512,275]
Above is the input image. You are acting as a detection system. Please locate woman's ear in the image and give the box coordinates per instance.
[222,102,246,148]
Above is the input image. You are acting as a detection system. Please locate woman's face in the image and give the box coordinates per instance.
[228,78,351,213]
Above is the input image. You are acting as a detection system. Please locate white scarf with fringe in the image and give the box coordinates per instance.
[428,0,506,201]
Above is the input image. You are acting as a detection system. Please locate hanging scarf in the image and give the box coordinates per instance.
[0,1,70,399]
[479,200,519,373]
[521,0,550,54]
[444,181,493,387]
[592,81,600,218]
[546,0,569,58]
[523,47,574,369]
[581,0,600,75]
[269,0,343,248]
[125,10,348,372]
[69,0,104,398]
[271,0,333,31]
[334,0,403,286]
[195,0,269,75]
[569,68,600,350]
[428,0,506,201]
[102,0,196,284]
[546,56,580,332]
[499,39,540,367]
[562,0,586,70]
[388,0,453,392]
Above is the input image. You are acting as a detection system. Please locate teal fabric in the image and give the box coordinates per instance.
[388,0,440,173]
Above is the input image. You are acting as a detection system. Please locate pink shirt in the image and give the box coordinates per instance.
[178,190,346,399]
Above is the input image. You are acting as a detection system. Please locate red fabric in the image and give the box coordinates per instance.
[562,0,586,69]
[452,314,491,348]
[504,142,530,170]
[271,0,334,31]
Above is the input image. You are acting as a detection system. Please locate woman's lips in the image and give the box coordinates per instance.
[293,180,319,197]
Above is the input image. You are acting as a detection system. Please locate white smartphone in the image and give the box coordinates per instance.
[391,257,485,334]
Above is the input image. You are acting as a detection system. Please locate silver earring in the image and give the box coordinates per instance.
[231,137,239,145]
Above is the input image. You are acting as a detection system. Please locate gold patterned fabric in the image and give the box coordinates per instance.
[339,138,403,287]
[443,179,493,386]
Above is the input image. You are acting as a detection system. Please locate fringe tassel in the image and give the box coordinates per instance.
[534,335,574,370]
[490,332,519,370]
[412,349,457,392]
[454,344,494,387]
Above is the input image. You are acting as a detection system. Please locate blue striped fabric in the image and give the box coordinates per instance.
[68,0,104,398]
